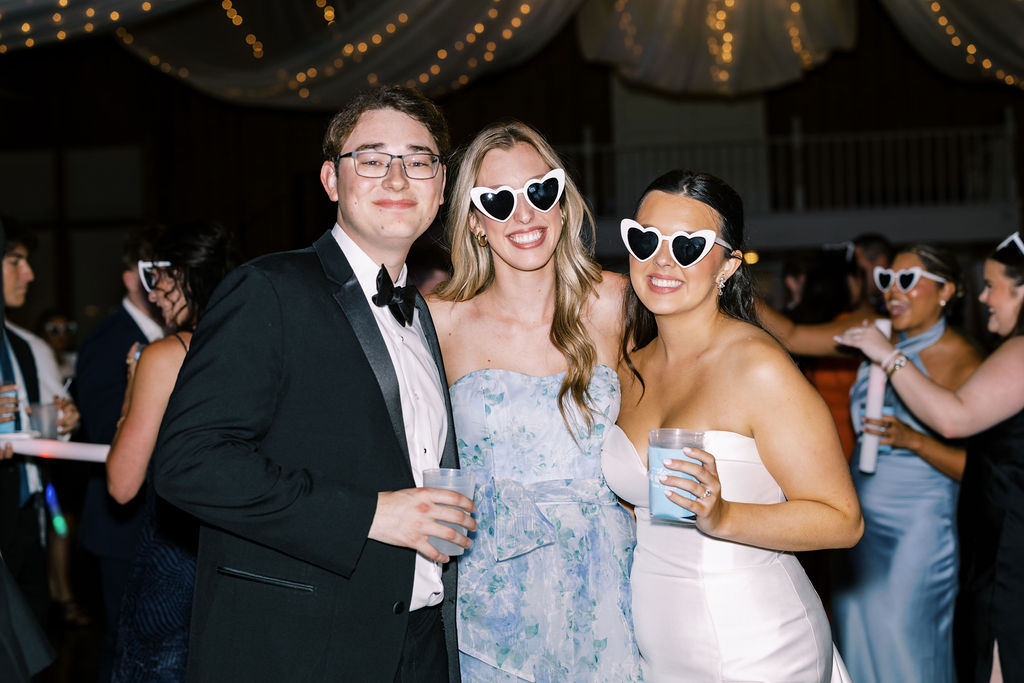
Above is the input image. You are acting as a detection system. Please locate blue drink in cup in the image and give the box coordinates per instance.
[648,428,705,522]
[421,468,475,557]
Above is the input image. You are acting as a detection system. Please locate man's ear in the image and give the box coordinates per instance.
[320,160,339,201]
[122,269,138,293]
[439,165,447,206]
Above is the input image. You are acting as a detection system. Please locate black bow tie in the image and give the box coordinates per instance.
[372,264,417,326]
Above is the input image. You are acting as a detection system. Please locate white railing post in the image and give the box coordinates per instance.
[1005,106,1017,205]
[581,126,597,212]
[791,117,805,212]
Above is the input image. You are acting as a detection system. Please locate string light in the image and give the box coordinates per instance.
[785,0,814,69]
[609,0,641,59]
[929,2,1022,89]
[706,0,734,92]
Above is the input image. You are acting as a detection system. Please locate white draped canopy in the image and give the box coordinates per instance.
[0,0,1021,108]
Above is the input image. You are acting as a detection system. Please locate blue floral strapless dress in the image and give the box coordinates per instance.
[451,365,643,682]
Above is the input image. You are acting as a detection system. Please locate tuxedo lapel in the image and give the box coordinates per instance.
[414,294,459,470]
[313,232,411,478]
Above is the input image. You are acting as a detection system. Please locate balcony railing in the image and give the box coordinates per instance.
[558,114,1017,220]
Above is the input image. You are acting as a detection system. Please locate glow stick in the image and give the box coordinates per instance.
[2,436,109,463]
[859,319,892,474]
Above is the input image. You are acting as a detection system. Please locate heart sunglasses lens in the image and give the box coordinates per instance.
[875,270,893,291]
[671,235,709,267]
[526,176,561,212]
[898,271,919,291]
[626,227,660,260]
[478,191,516,222]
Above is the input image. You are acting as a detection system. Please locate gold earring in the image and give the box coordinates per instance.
[474,231,488,247]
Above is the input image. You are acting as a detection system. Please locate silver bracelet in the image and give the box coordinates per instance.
[886,353,909,378]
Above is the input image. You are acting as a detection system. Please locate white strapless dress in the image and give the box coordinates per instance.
[601,426,852,683]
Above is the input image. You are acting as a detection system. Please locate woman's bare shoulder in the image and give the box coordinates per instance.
[722,320,804,387]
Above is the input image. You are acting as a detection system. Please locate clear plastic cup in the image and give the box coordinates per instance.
[648,428,705,522]
[421,468,475,556]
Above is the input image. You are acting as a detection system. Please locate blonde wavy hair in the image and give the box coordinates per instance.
[435,120,603,430]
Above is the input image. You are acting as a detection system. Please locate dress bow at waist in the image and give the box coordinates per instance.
[490,477,618,562]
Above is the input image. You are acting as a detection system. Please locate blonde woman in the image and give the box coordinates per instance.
[428,121,643,681]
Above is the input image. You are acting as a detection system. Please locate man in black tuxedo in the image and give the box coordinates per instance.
[76,227,164,683]
[152,86,474,682]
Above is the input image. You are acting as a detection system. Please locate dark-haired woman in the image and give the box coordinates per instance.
[107,221,236,683]
[601,170,862,681]
[836,231,1024,682]
[831,244,981,683]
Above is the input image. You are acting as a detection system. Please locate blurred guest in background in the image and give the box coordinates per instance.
[407,241,450,296]
[0,217,79,626]
[76,225,165,683]
[32,307,90,632]
[853,233,896,315]
[786,248,863,459]
[832,243,981,683]
[836,231,1024,683]
[37,309,78,383]
[107,220,236,683]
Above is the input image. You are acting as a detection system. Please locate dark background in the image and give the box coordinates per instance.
[0,0,1021,332]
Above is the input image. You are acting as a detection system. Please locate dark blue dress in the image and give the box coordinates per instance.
[110,483,198,683]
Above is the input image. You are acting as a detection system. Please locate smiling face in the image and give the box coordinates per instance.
[628,191,737,317]
[979,258,1024,337]
[883,252,953,337]
[320,108,446,265]
[470,142,563,276]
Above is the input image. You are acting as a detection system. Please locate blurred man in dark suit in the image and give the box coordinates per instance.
[76,226,164,683]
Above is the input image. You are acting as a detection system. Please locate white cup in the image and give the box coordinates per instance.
[421,468,475,556]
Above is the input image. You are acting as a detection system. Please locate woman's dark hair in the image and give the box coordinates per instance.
[153,220,238,331]
[789,249,858,325]
[621,170,761,386]
[900,243,964,319]
[991,235,1024,339]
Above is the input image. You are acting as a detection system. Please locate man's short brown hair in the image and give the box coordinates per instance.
[321,86,450,162]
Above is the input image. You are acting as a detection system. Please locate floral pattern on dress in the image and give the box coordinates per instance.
[452,365,643,682]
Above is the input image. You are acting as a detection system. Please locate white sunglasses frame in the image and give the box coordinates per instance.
[620,219,734,270]
[996,231,1024,255]
[873,265,948,293]
[138,260,172,293]
[469,168,566,223]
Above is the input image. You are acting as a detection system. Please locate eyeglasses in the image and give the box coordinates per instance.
[138,260,172,293]
[997,231,1024,255]
[43,321,77,336]
[873,266,948,293]
[620,219,734,269]
[470,168,565,223]
[336,150,441,179]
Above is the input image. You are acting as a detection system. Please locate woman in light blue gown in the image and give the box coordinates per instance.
[428,121,643,681]
[833,244,982,683]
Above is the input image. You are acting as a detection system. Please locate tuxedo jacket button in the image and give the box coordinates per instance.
[392,601,405,614]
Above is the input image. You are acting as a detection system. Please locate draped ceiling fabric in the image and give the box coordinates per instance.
[0,0,1021,108]
[877,0,1024,86]
[577,0,857,96]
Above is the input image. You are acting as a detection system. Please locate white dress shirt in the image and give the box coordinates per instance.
[332,224,448,610]
[122,296,166,343]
